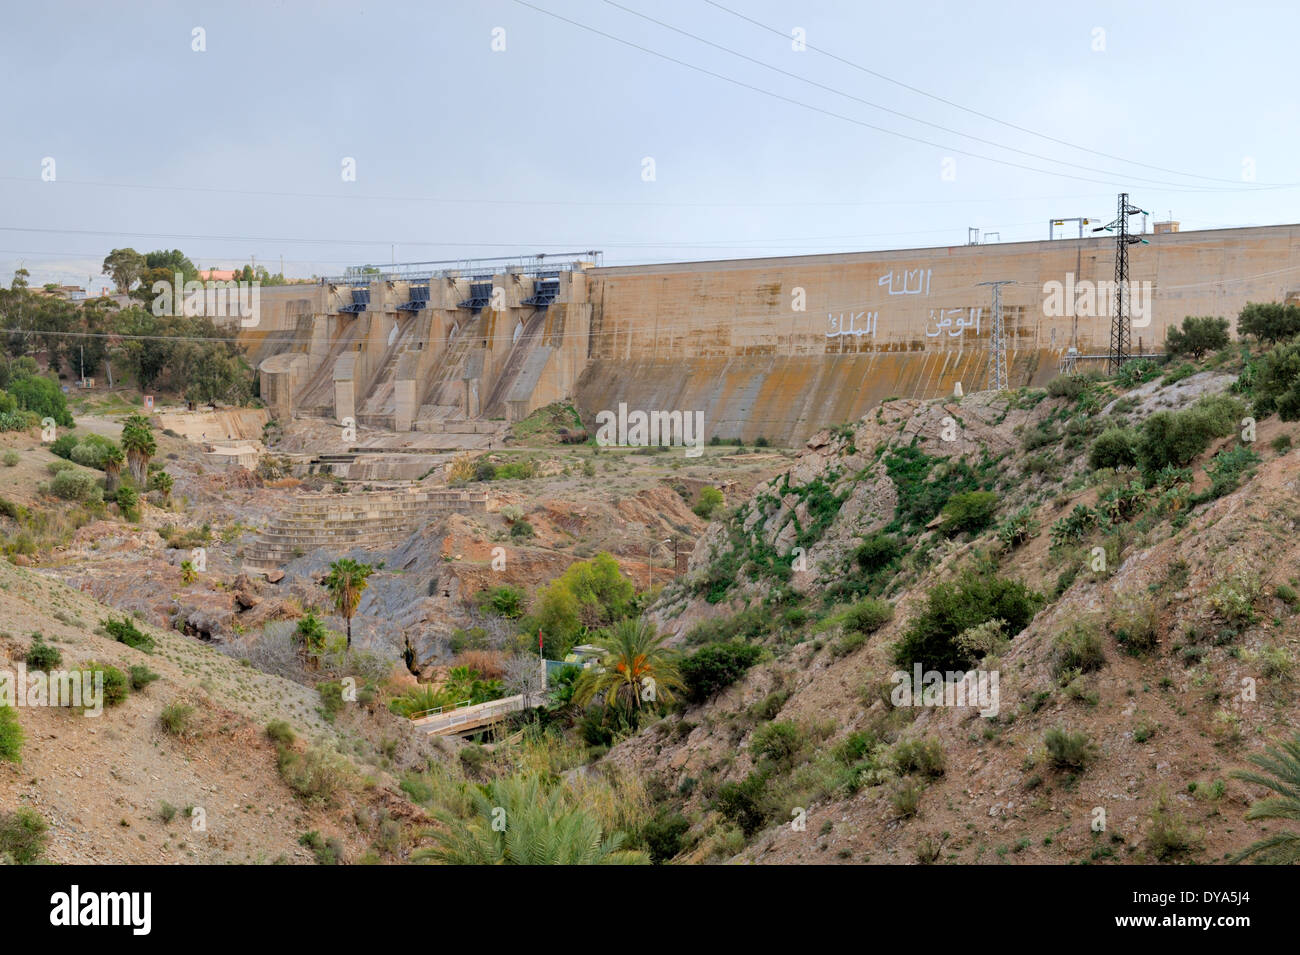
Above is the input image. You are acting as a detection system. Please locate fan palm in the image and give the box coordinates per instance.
[323,558,373,648]
[573,617,684,716]
[102,443,125,495]
[120,414,155,485]
[1231,733,1300,864]
[412,774,647,865]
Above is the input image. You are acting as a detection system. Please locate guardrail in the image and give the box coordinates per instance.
[409,693,538,734]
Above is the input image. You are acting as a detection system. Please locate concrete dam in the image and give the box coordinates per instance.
[245,224,1300,448]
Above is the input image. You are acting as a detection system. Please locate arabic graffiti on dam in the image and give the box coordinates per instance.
[826,311,877,339]
[926,307,982,338]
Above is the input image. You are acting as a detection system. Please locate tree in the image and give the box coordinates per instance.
[120,414,156,485]
[324,558,373,648]
[102,443,125,494]
[293,611,328,668]
[1252,339,1300,420]
[412,774,647,865]
[1231,734,1300,864]
[573,617,684,718]
[1237,302,1300,345]
[531,552,636,658]
[1165,315,1230,359]
[101,248,145,294]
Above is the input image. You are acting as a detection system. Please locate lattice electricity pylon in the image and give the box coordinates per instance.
[978,280,1014,391]
[1092,193,1149,373]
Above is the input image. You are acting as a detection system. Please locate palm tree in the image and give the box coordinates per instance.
[102,443,125,495]
[573,617,684,718]
[1231,733,1300,864]
[412,774,647,865]
[293,611,328,669]
[120,414,155,485]
[323,558,373,649]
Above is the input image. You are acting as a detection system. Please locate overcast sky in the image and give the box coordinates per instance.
[3,0,1298,290]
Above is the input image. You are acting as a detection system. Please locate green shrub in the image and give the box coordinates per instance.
[893,569,1043,670]
[509,519,535,539]
[266,720,296,747]
[939,490,999,537]
[1046,374,1089,399]
[713,773,768,836]
[299,829,343,865]
[853,532,902,572]
[102,616,155,653]
[49,433,78,460]
[129,665,160,691]
[693,486,724,519]
[1089,427,1139,470]
[1252,338,1300,420]
[1237,301,1300,345]
[7,374,73,427]
[0,706,24,762]
[1050,620,1106,679]
[47,459,75,475]
[1271,434,1293,454]
[0,451,16,467]
[1135,395,1243,474]
[893,738,945,777]
[49,469,102,503]
[279,745,356,804]
[25,635,62,669]
[642,811,691,864]
[750,721,804,768]
[70,434,119,470]
[0,807,47,864]
[82,662,129,707]
[840,597,894,636]
[1111,595,1161,656]
[1045,727,1094,770]
[160,701,196,736]
[680,641,764,703]
[115,485,139,512]
[1165,315,1229,359]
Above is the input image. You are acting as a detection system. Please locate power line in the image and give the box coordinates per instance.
[599,0,1267,192]
[508,0,1286,193]
[701,0,1291,187]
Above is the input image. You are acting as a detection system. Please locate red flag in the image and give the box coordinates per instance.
[538,629,544,652]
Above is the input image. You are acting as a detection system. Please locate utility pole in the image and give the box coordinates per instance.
[1092,193,1149,372]
[978,280,1014,392]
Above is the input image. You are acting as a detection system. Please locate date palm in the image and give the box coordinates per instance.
[413,774,646,865]
[573,617,684,717]
[1231,733,1300,864]
[323,558,373,649]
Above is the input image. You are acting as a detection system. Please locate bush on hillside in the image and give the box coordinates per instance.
[1135,395,1243,474]
[49,469,102,503]
[939,490,999,537]
[1089,427,1140,470]
[1165,315,1230,359]
[893,569,1043,671]
[680,641,764,703]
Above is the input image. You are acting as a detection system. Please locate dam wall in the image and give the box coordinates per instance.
[243,224,1300,448]
[575,224,1300,445]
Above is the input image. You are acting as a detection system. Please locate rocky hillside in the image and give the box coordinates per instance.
[616,364,1300,864]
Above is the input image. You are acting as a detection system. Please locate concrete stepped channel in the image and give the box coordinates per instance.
[242,486,488,574]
